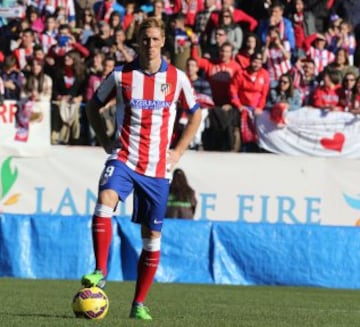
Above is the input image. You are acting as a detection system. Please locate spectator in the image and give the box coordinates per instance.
[206,0,258,36]
[330,20,357,66]
[85,20,113,56]
[332,1,360,40]
[183,57,214,150]
[171,13,192,71]
[235,32,262,70]
[267,73,302,111]
[258,1,295,53]
[266,73,302,126]
[230,52,271,114]
[348,76,360,115]
[86,49,104,77]
[339,72,357,112]
[1,55,23,101]
[26,6,44,36]
[305,33,335,75]
[311,67,344,111]
[12,28,35,70]
[148,0,170,27]
[325,14,343,50]
[291,57,319,105]
[125,9,148,48]
[51,50,86,144]
[85,55,116,145]
[109,11,122,34]
[43,0,77,28]
[217,8,243,56]
[39,15,58,55]
[93,0,125,24]
[122,0,136,32]
[230,52,270,152]
[304,0,332,33]
[78,8,98,45]
[204,25,229,61]
[166,168,197,219]
[171,0,204,28]
[324,48,358,81]
[191,39,241,106]
[262,25,292,86]
[48,24,89,70]
[16,59,52,141]
[290,0,316,59]
[0,18,22,57]
[193,0,219,53]
[110,27,136,65]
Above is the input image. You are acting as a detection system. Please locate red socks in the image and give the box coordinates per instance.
[92,216,112,276]
[133,249,160,304]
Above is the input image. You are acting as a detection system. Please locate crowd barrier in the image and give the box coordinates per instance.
[1,214,360,289]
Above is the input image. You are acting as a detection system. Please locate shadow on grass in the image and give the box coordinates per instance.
[0,311,74,319]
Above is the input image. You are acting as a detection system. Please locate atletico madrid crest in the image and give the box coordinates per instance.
[161,83,171,95]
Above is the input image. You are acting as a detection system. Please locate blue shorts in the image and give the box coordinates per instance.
[98,160,170,232]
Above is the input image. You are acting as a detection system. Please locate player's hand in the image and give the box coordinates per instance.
[166,149,181,172]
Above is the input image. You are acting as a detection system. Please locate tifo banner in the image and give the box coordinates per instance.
[0,100,51,157]
[257,108,360,158]
[1,147,360,226]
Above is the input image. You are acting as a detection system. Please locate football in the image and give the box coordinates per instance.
[72,287,109,319]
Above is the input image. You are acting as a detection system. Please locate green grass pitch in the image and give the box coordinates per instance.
[1,278,360,327]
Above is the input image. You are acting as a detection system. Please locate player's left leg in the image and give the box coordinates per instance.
[130,228,161,320]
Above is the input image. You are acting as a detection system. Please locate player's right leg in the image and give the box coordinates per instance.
[81,196,117,288]
[82,160,134,288]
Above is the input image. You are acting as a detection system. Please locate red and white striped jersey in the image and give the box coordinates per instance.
[306,47,335,75]
[264,41,292,82]
[95,58,199,178]
[39,31,58,54]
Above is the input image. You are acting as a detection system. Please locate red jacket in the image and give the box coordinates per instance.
[206,7,258,34]
[235,51,251,70]
[230,67,270,110]
[311,85,344,110]
[172,0,204,27]
[191,46,241,106]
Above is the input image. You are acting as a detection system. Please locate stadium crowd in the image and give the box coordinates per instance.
[1,0,360,152]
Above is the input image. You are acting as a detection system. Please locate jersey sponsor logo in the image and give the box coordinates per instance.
[130,99,171,110]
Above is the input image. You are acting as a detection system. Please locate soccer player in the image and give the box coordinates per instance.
[81,17,202,320]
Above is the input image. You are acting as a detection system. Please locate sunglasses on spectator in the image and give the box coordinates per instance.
[279,80,289,84]
[345,78,355,82]
[223,15,231,18]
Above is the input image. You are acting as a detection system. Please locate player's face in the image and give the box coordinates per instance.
[139,27,165,61]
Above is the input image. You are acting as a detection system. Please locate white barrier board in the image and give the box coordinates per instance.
[1,147,360,226]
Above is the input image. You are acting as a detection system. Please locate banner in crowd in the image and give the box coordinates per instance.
[1,147,360,226]
[0,0,23,18]
[0,100,51,157]
[257,108,360,158]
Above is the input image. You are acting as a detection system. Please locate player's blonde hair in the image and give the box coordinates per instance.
[137,16,166,40]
